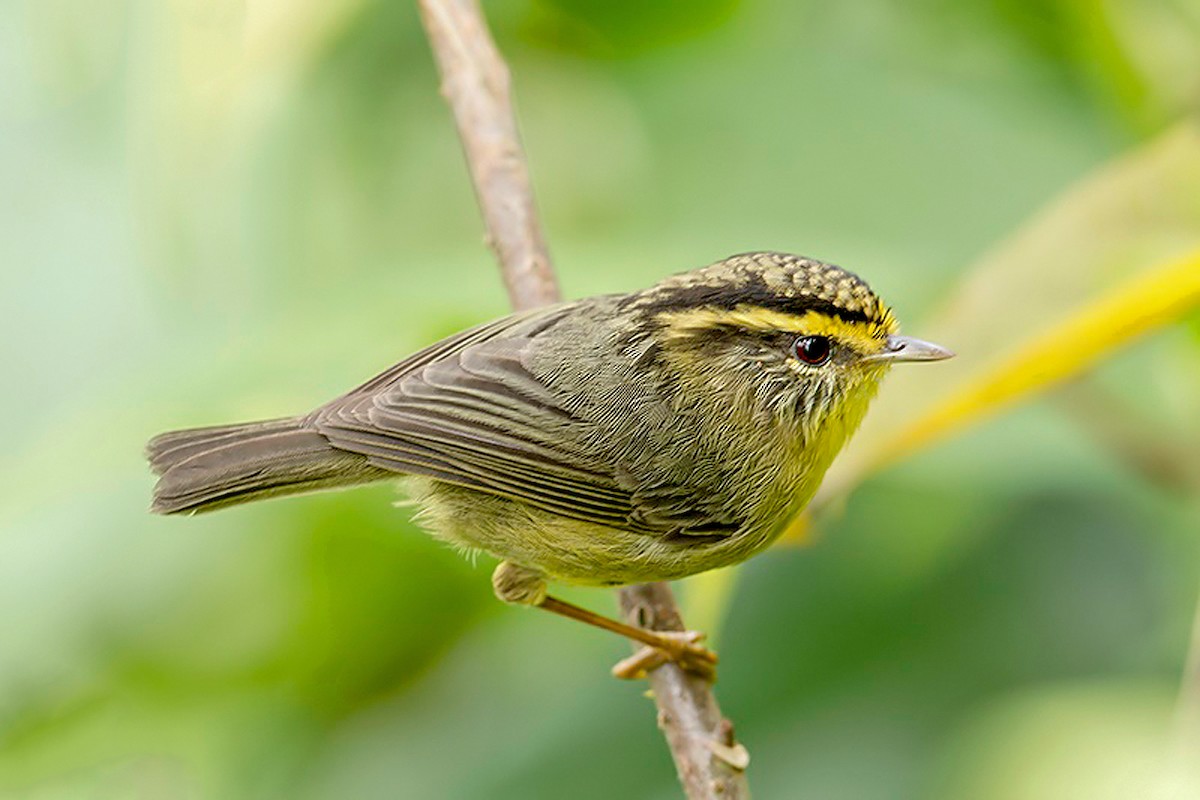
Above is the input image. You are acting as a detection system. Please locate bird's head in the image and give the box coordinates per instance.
[628,251,952,442]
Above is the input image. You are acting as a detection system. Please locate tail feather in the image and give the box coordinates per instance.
[147,417,391,515]
[146,418,298,474]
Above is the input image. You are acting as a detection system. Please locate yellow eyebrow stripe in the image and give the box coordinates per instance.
[657,305,896,353]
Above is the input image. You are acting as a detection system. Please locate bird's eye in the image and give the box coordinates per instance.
[793,335,832,365]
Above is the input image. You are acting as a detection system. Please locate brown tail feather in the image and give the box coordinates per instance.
[147,417,391,515]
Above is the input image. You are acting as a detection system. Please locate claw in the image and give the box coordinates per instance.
[611,630,718,681]
[612,646,669,680]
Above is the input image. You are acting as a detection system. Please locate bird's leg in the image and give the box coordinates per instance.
[492,561,717,681]
[539,596,717,680]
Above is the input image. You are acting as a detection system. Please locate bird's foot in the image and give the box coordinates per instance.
[611,630,717,682]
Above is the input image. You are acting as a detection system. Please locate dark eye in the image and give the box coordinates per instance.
[792,335,832,365]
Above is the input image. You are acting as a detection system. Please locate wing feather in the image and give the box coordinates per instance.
[314,305,661,532]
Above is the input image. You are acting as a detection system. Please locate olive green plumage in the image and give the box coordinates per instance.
[147,251,951,605]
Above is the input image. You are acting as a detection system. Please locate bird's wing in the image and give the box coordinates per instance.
[313,305,659,532]
[332,304,571,400]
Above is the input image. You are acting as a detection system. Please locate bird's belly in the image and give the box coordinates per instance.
[405,477,791,586]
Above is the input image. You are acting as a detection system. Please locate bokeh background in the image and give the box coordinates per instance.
[3,0,1200,797]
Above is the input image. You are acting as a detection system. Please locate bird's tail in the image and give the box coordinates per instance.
[146,416,390,515]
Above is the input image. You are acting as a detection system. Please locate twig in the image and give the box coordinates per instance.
[618,585,752,795]
[416,0,558,310]
[416,1,750,796]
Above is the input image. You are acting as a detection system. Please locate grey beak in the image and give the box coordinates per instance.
[870,334,955,363]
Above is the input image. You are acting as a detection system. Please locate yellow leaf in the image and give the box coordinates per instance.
[816,122,1200,507]
[871,248,1200,471]
[774,121,1200,545]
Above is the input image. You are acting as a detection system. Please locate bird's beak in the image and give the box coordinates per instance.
[869,334,955,363]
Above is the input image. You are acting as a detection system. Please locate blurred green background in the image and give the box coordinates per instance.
[3,0,1200,797]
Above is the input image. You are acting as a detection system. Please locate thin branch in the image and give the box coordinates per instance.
[416,0,558,310]
[416,1,750,796]
[618,585,752,796]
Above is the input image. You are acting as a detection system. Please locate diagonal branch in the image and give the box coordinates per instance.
[416,0,558,310]
[416,1,750,796]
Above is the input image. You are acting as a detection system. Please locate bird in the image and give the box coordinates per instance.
[146,251,952,679]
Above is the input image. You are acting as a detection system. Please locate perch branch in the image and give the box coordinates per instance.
[416,1,750,797]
